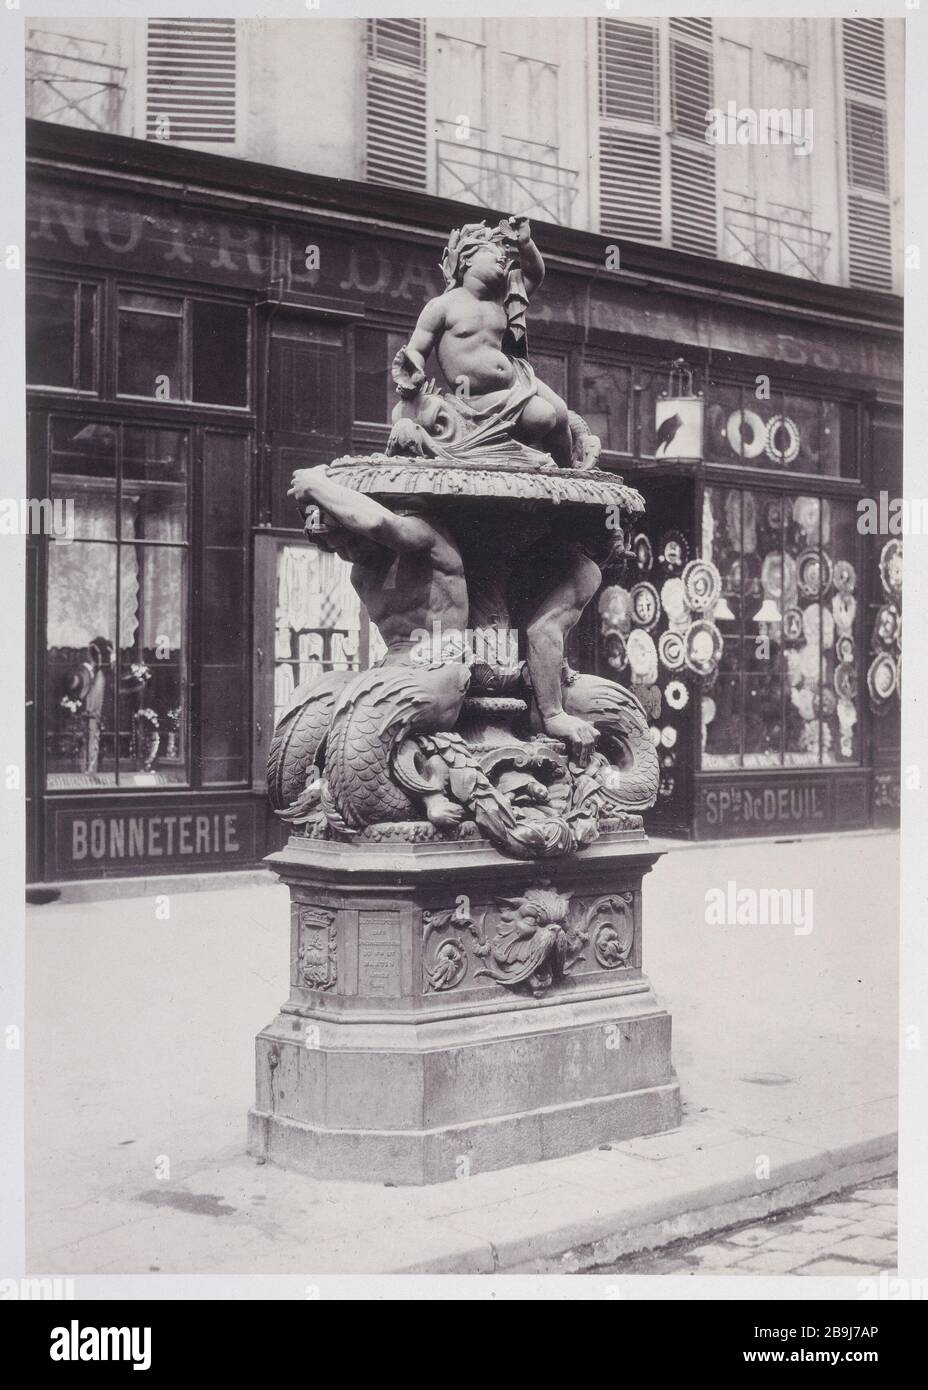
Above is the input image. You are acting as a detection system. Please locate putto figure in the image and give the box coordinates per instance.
[388,218,600,469]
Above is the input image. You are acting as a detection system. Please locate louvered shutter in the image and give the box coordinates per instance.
[599,19,658,123]
[146,18,237,143]
[669,17,713,45]
[597,19,662,243]
[842,18,886,100]
[365,19,428,191]
[670,22,717,256]
[600,129,663,242]
[842,18,892,289]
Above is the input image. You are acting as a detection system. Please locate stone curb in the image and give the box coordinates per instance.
[385,1131,896,1275]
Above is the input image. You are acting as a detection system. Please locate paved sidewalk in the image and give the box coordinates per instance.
[597,1178,897,1276]
[25,830,898,1275]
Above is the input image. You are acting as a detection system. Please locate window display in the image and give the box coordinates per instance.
[704,384,856,478]
[701,484,860,770]
[46,421,189,788]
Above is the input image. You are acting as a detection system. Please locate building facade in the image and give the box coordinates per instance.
[25,16,903,881]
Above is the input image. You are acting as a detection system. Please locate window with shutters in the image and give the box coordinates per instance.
[365,18,428,191]
[842,18,893,290]
[597,17,717,257]
[145,18,237,144]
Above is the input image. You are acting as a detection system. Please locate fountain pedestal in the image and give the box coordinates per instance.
[247,826,680,1185]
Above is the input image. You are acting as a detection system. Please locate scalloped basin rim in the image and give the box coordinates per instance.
[326,453,646,513]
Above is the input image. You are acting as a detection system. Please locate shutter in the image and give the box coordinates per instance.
[846,100,888,193]
[146,18,236,143]
[671,36,712,141]
[670,17,713,45]
[848,198,893,291]
[367,17,425,70]
[599,129,663,242]
[365,19,428,191]
[598,19,658,123]
[842,18,885,99]
[842,18,891,289]
[670,21,716,257]
[671,146,717,256]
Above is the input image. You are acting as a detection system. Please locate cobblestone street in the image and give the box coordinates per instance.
[596,1178,897,1275]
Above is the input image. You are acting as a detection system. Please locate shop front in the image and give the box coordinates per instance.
[25,119,902,881]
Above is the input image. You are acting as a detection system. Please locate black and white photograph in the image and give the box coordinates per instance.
[1,0,926,1329]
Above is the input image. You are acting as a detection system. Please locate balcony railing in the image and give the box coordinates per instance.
[26,32,126,132]
[722,207,831,282]
[436,139,579,226]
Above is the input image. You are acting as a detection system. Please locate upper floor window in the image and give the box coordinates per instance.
[841,18,892,290]
[146,17,237,145]
[117,290,249,407]
[365,19,428,191]
[598,17,716,256]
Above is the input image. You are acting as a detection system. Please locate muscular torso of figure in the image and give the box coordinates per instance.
[349,546,468,653]
[436,289,513,396]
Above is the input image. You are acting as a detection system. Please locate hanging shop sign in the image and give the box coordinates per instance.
[654,359,704,460]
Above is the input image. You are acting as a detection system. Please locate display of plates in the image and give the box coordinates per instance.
[626,628,659,683]
[726,408,767,459]
[632,533,653,573]
[727,553,762,596]
[879,539,903,597]
[833,559,856,595]
[598,585,633,637]
[796,548,833,599]
[682,559,722,613]
[637,683,662,720]
[630,582,661,631]
[782,607,804,642]
[658,630,686,671]
[683,620,723,677]
[832,593,857,633]
[760,552,797,600]
[875,603,901,647]
[802,603,835,650]
[660,577,689,624]
[835,634,855,664]
[834,661,858,702]
[665,679,689,711]
[799,644,822,683]
[792,496,821,539]
[660,725,678,749]
[602,629,628,672]
[812,687,837,719]
[867,652,898,702]
[658,531,689,571]
[765,414,801,465]
[765,498,785,532]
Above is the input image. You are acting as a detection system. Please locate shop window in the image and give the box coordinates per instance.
[46,421,189,789]
[704,384,856,478]
[26,276,97,392]
[354,326,407,426]
[117,290,249,407]
[201,432,250,784]
[579,359,631,453]
[271,544,367,727]
[700,484,861,770]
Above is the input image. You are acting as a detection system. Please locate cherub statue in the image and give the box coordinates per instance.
[388,218,600,469]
